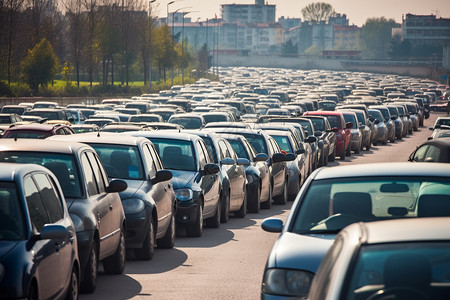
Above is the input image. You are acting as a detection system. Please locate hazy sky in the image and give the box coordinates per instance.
[153,0,450,26]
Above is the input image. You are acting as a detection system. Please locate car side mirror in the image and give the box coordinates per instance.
[369,116,374,122]
[306,136,317,143]
[237,158,250,166]
[391,115,397,120]
[272,152,286,163]
[295,148,305,155]
[106,179,128,193]
[150,169,173,184]
[285,153,296,161]
[314,131,322,137]
[40,224,71,241]
[220,157,235,165]
[203,163,219,175]
[331,127,339,133]
[253,153,269,162]
[261,218,283,233]
[345,122,353,129]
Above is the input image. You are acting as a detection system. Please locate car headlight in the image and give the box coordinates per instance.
[70,214,84,232]
[0,263,4,282]
[262,268,314,296]
[175,188,193,201]
[122,198,145,214]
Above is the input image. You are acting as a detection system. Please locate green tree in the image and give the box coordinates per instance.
[301,2,335,24]
[281,39,298,56]
[21,38,59,95]
[360,17,398,59]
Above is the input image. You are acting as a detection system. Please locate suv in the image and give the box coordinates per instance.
[49,133,176,260]
[0,140,127,293]
[2,123,75,139]
[0,163,79,299]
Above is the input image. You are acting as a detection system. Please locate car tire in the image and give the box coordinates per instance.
[186,205,203,237]
[366,141,371,151]
[157,213,175,249]
[220,189,230,223]
[345,144,351,156]
[260,183,272,209]
[354,142,360,154]
[328,146,336,162]
[247,183,260,213]
[273,180,288,205]
[66,265,79,300]
[205,198,221,228]
[103,228,126,274]
[80,242,98,293]
[235,189,247,218]
[135,219,155,260]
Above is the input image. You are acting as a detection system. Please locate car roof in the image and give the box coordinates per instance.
[312,162,450,180]
[5,123,58,131]
[421,137,450,146]
[47,132,148,146]
[124,130,200,142]
[0,139,90,154]
[0,163,51,181]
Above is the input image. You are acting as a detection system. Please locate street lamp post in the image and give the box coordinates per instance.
[149,0,156,91]
[181,11,197,85]
[170,6,191,87]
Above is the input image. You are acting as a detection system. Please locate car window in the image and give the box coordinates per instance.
[86,152,106,194]
[218,140,230,159]
[149,144,163,170]
[200,141,213,164]
[272,135,293,153]
[33,173,64,223]
[81,153,99,196]
[224,141,238,160]
[196,141,207,168]
[143,144,157,178]
[24,175,50,232]
[150,138,196,171]
[242,133,267,155]
[326,116,341,129]
[55,128,65,135]
[424,145,441,162]
[0,182,26,240]
[228,139,250,160]
[413,145,429,162]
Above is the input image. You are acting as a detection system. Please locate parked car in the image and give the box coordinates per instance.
[168,113,206,129]
[48,133,176,260]
[183,131,248,222]
[0,140,127,293]
[309,218,450,300]
[260,162,450,299]
[386,105,405,139]
[369,105,396,143]
[303,111,352,160]
[128,114,164,123]
[339,110,362,154]
[126,131,220,237]
[2,123,75,139]
[368,109,388,145]
[408,137,450,163]
[25,108,74,123]
[301,115,337,163]
[0,113,23,125]
[219,134,270,213]
[0,105,29,115]
[0,163,79,299]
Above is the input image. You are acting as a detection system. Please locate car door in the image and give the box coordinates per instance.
[196,140,219,216]
[144,142,172,235]
[224,140,246,207]
[268,137,285,196]
[24,175,61,299]
[217,140,237,205]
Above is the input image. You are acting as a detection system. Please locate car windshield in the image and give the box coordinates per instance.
[272,135,293,153]
[0,152,83,198]
[298,120,313,135]
[0,116,12,123]
[150,138,196,171]
[2,108,24,115]
[4,130,52,139]
[354,112,365,124]
[170,117,202,129]
[291,176,450,234]
[369,110,383,122]
[129,116,160,122]
[343,114,358,128]
[88,144,144,180]
[436,118,450,127]
[307,118,325,131]
[376,108,390,120]
[30,111,60,120]
[240,133,267,155]
[387,107,398,117]
[227,139,250,160]
[326,115,340,129]
[344,242,450,300]
[0,182,26,240]
[203,115,227,123]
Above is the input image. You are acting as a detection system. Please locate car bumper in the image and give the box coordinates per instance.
[176,200,200,225]
[124,206,151,248]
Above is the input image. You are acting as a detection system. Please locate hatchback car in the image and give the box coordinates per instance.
[309,218,450,300]
[0,163,79,299]
[408,137,450,163]
[48,133,176,260]
[261,163,450,299]
[126,131,220,237]
[0,140,127,293]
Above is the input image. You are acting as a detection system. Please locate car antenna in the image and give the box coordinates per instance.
[97,131,100,137]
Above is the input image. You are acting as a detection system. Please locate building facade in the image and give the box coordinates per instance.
[221,0,275,24]
[402,14,450,47]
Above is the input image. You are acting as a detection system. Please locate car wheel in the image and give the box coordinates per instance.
[205,198,221,228]
[220,189,230,223]
[273,179,288,205]
[103,228,126,274]
[366,141,371,151]
[80,242,98,293]
[260,182,272,209]
[323,149,329,166]
[135,219,155,260]
[234,189,247,218]
[66,265,79,300]
[345,144,351,156]
[186,205,203,237]
[27,282,38,300]
[247,182,260,213]
[328,146,336,162]
[354,142,360,154]
[157,213,175,249]
[382,134,388,145]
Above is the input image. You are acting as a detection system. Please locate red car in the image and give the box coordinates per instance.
[303,111,352,160]
[1,123,75,139]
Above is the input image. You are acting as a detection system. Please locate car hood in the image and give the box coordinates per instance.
[268,232,335,273]
[118,179,145,199]
[0,241,20,260]
[169,170,197,189]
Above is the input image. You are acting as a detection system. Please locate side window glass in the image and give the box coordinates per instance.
[87,152,106,194]
[413,145,429,162]
[81,153,99,196]
[218,141,227,160]
[24,176,50,232]
[196,141,207,168]
[200,142,213,164]
[150,144,163,170]
[143,144,157,177]
[425,145,441,162]
[33,173,64,223]
[56,128,65,135]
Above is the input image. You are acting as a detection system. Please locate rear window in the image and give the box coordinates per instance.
[3,130,52,139]
[150,138,196,171]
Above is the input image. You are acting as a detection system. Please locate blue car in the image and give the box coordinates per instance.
[261,162,450,299]
[0,163,79,299]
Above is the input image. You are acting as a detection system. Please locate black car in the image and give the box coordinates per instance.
[0,140,127,293]
[0,163,79,299]
[49,133,176,260]
[128,131,220,237]
[408,137,450,163]
[301,115,337,164]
